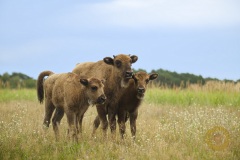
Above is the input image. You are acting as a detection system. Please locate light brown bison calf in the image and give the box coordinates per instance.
[37,71,106,142]
[117,71,158,139]
[72,54,138,136]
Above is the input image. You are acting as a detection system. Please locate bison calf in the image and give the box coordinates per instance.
[117,71,158,139]
[37,71,106,142]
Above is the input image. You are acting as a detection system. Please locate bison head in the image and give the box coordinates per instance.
[80,78,107,105]
[103,54,138,88]
[132,72,158,99]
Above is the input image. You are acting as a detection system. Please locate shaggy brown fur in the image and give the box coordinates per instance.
[72,54,138,136]
[92,72,158,139]
[117,72,158,139]
[37,71,106,142]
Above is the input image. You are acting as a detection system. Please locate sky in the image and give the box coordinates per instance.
[0,0,240,80]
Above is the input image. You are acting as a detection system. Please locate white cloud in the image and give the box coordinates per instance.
[87,0,240,29]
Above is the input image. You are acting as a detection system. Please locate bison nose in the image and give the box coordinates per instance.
[137,87,145,94]
[125,71,133,78]
[97,95,107,104]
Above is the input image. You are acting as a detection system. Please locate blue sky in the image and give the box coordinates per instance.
[0,0,240,80]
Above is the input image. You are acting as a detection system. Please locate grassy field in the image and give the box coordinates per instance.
[0,85,240,159]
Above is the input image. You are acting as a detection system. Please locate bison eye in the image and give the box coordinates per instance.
[146,79,149,84]
[91,86,98,91]
[115,60,122,68]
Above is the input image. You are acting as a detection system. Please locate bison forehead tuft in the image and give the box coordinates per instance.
[135,72,148,79]
[89,78,104,86]
[114,54,132,62]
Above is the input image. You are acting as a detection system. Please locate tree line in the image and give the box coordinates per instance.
[1,70,239,89]
[134,68,240,88]
[0,72,36,89]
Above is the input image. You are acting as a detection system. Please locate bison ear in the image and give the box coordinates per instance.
[103,57,114,65]
[149,73,158,80]
[130,55,138,63]
[132,74,137,81]
[80,79,89,86]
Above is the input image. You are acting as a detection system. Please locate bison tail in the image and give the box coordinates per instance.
[37,70,54,104]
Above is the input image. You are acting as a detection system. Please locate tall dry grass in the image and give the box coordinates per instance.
[150,80,240,92]
[0,100,239,159]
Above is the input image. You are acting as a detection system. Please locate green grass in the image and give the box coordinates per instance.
[0,89,37,102]
[1,88,239,107]
[145,88,240,107]
[0,88,240,159]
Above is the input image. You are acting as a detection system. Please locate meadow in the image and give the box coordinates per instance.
[0,82,240,160]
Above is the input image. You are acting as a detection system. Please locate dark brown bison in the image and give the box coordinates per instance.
[37,70,106,142]
[117,71,158,139]
[72,54,138,136]
[92,71,158,139]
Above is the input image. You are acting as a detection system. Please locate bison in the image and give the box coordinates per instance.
[37,70,106,142]
[72,54,138,136]
[117,71,158,139]
[92,71,158,139]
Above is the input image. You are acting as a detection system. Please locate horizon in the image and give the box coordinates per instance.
[0,67,239,82]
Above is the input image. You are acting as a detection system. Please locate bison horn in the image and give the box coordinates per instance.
[113,55,116,58]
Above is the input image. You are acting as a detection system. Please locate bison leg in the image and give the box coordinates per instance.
[75,113,79,134]
[65,110,78,142]
[77,114,84,134]
[130,111,138,140]
[92,115,100,136]
[96,105,108,137]
[52,107,64,141]
[108,109,117,136]
[43,100,55,128]
[117,109,126,139]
